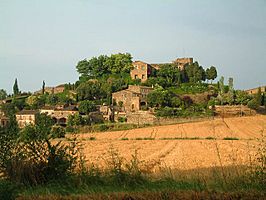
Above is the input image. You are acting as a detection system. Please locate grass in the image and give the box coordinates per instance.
[159,137,200,140]
[223,137,239,140]
[135,137,155,140]
[205,136,216,140]
[88,137,96,140]
[2,168,265,200]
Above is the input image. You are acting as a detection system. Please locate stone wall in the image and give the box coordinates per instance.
[214,105,256,117]
[126,111,156,125]
[245,86,266,95]
[173,57,193,70]
[130,61,150,82]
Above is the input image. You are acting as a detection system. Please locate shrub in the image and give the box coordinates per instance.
[247,99,259,110]
[118,116,127,123]
[0,114,81,186]
[98,124,108,131]
[223,137,239,140]
[51,126,66,138]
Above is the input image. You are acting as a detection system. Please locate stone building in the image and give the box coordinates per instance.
[245,86,266,95]
[0,111,9,127]
[112,85,153,113]
[40,105,78,126]
[173,58,193,71]
[130,58,193,82]
[130,61,153,82]
[16,110,38,128]
[0,116,9,127]
[35,84,65,95]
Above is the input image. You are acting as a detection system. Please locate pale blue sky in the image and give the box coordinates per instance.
[0,0,265,93]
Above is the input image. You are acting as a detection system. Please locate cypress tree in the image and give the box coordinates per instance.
[13,78,19,96]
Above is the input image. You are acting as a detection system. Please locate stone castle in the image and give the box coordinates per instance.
[130,57,193,82]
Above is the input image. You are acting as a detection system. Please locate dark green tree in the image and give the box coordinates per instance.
[13,78,19,96]
[78,100,97,115]
[157,64,182,86]
[184,62,206,83]
[76,53,132,80]
[256,87,262,106]
[0,89,7,100]
[42,80,45,95]
[207,66,217,83]
[228,77,234,105]
[76,82,104,101]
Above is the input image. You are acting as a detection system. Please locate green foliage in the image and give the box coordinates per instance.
[51,126,66,138]
[46,94,59,105]
[13,78,19,96]
[223,137,239,140]
[247,99,259,110]
[76,81,104,101]
[118,116,127,123]
[157,64,182,86]
[0,89,7,100]
[168,83,209,95]
[42,80,45,95]
[76,53,132,79]
[147,88,176,108]
[0,112,80,186]
[67,113,84,127]
[0,180,19,200]
[234,90,251,105]
[206,66,217,82]
[184,62,206,83]
[78,100,97,115]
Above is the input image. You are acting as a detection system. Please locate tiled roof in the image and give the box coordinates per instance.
[16,110,38,115]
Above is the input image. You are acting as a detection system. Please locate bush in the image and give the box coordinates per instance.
[0,180,19,200]
[118,116,127,123]
[51,126,66,138]
[97,124,109,132]
[247,99,259,110]
[0,114,81,186]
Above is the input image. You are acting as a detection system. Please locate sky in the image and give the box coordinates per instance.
[0,0,265,93]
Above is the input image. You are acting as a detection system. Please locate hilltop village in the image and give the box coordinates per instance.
[0,54,265,131]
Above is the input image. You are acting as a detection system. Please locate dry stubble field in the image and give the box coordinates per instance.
[69,115,266,173]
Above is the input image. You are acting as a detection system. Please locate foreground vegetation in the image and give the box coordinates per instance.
[0,115,265,200]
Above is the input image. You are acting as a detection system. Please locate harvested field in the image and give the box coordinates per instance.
[68,115,266,171]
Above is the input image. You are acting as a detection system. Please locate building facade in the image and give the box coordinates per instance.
[40,105,78,126]
[16,110,38,128]
[245,86,266,95]
[130,58,193,83]
[130,61,153,82]
[112,85,153,113]
[173,58,193,71]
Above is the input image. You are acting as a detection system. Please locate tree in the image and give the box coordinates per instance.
[206,66,217,83]
[184,62,206,83]
[46,94,59,105]
[42,80,45,95]
[76,53,133,80]
[13,78,19,96]
[76,82,104,101]
[78,100,97,115]
[228,77,234,105]
[256,87,262,106]
[0,89,7,100]
[157,64,182,86]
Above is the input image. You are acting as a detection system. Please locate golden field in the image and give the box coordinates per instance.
[67,115,266,172]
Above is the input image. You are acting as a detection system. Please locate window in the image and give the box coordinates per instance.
[131,104,135,110]
[135,75,138,79]
[134,65,138,69]
[142,74,145,79]
[141,66,145,70]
